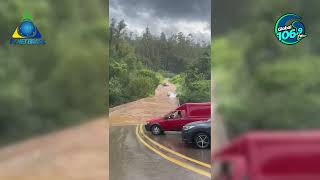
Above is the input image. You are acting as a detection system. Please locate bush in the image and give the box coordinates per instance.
[214,35,320,137]
[178,80,210,104]
[170,74,183,85]
[159,70,176,78]
[109,67,162,106]
[173,49,210,104]
[128,76,155,99]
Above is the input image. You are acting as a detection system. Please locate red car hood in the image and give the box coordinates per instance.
[146,117,164,123]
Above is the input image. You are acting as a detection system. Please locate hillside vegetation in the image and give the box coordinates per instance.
[212,0,320,137]
[0,0,107,144]
[109,19,210,106]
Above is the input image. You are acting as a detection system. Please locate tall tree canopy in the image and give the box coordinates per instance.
[109,19,210,106]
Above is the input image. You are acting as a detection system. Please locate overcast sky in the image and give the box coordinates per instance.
[110,0,211,43]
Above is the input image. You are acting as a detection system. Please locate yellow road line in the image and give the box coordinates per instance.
[135,126,211,178]
[139,124,211,169]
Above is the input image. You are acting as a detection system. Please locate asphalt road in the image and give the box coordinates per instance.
[110,126,210,180]
[148,130,211,165]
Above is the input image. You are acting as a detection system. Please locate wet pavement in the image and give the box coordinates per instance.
[147,130,210,164]
[110,126,210,180]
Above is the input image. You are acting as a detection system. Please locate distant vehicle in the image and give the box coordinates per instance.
[182,118,211,149]
[162,82,169,86]
[212,131,320,180]
[167,92,177,98]
[145,102,211,135]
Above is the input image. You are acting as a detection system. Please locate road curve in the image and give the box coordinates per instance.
[110,125,210,180]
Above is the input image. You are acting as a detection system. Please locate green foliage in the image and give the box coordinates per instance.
[109,66,162,106]
[178,80,211,104]
[128,76,155,98]
[108,26,163,106]
[213,0,320,137]
[174,48,211,104]
[158,70,175,79]
[109,19,207,106]
[170,74,183,85]
[0,0,107,144]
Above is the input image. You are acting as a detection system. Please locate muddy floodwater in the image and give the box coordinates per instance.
[0,117,108,180]
[109,81,179,126]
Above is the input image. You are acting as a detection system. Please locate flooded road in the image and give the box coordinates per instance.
[0,117,108,180]
[110,81,211,179]
[109,80,178,126]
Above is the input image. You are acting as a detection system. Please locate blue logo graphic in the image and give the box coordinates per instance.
[10,13,46,45]
[274,13,307,45]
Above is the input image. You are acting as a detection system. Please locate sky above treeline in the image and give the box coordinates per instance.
[110,0,211,43]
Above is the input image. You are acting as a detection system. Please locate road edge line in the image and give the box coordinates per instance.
[135,126,211,178]
[139,124,211,169]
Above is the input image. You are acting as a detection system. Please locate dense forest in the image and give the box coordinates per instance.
[109,19,210,106]
[212,0,320,137]
[0,1,107,145]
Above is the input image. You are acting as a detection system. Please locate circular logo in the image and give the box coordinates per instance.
[18,20,37,38]
[274,13,307,45]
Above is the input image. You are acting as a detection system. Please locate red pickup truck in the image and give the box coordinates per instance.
[145,102,211,135]
[213,130,320,180]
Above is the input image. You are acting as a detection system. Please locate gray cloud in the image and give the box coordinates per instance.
[110,0,211,42]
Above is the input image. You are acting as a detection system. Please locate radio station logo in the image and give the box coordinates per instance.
[274,13,307,45]
[10,13,46,45]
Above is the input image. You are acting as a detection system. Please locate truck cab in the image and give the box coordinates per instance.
[213,131,320,180]
[145,102,210,135]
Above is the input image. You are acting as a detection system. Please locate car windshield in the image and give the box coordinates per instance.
[164,111,174,118]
